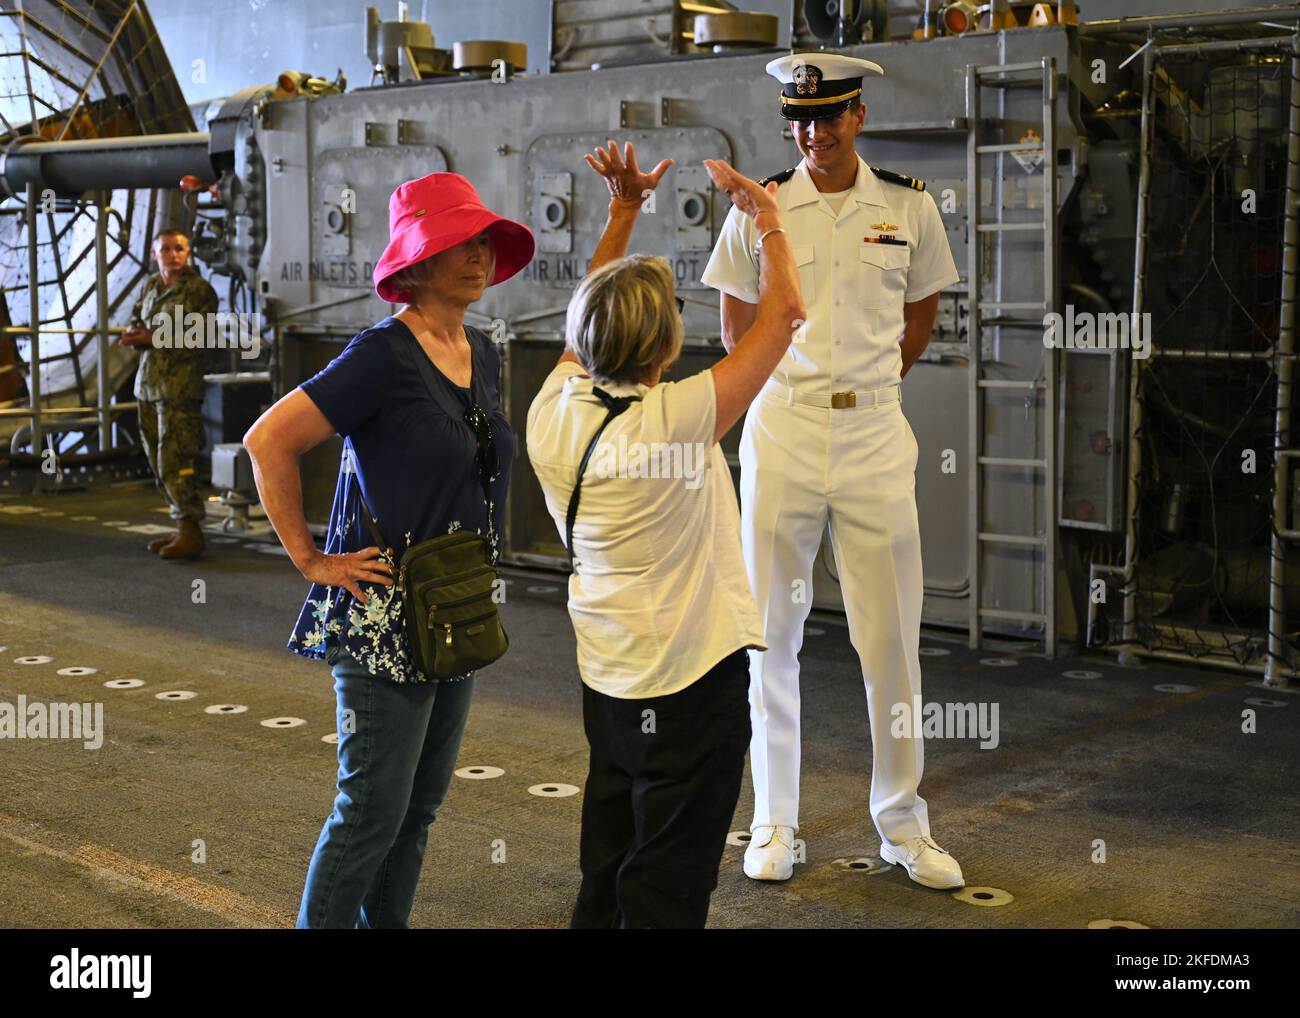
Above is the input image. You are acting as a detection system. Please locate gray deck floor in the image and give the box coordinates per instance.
[2,481,1298,929]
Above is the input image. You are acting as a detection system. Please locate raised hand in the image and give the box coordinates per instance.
[584,139,674,209]
[703,159,780,222]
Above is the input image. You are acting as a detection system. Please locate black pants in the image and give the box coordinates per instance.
[571,649,752,929]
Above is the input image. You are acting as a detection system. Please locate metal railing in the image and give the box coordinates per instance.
[5,185,135,461]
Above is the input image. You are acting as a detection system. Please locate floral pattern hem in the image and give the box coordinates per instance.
[289,512,475,684]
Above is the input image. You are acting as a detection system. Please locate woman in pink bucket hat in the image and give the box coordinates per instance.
[244,172,533,928]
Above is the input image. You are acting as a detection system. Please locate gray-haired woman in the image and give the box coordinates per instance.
[526,142,804,928]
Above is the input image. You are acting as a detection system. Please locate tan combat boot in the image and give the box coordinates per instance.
[147,530,179,553]
[159,518,205,560]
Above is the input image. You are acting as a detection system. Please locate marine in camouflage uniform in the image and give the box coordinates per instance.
[130,264,218,525]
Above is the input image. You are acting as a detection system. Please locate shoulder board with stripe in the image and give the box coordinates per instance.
[757,166,797,187]
[871,166,926,192]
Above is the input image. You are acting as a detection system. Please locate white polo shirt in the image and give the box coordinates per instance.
[526,361,767,699]
[701,155,960,393]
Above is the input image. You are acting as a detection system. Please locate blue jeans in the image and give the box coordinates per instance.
[295,650,475,928]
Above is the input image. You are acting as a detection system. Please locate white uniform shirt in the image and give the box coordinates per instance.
[526,362,767,699]
[701,155,960,393]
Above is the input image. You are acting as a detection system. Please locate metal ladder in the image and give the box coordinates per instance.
[965,57,1060,655]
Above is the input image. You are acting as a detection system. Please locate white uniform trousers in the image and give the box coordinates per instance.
[739,386,931,845]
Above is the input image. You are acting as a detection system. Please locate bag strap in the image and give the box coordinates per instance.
[565,385,642,570]
[455,330,502,565]
[370,324,499,565]
[352,456,390,556]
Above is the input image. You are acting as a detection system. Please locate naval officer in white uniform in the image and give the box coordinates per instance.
[701,53,964,889]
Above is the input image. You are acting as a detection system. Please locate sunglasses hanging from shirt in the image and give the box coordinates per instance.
[355,339,508,681]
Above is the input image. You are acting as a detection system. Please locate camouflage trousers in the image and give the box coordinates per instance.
[138,398,205,523]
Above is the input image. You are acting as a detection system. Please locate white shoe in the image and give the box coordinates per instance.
[744,825,796,881]
[880,835,965,889]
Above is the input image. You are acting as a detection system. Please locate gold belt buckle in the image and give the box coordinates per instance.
[830,391,856,409]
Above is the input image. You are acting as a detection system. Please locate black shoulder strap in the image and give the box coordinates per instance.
[758,165,798,187]
[870,165,927,192]
[564,386,643,570]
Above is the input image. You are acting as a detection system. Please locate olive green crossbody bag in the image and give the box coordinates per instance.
[357,480,507,681]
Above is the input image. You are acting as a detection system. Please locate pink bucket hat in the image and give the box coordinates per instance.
[373,172,535,304]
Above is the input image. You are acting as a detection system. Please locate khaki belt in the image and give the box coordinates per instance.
[762,379,902,409]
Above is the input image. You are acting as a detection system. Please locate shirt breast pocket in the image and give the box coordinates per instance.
[860,245,911,310]
[791,244,816,306]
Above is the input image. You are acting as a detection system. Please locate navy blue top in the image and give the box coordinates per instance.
[286,316,514,683]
